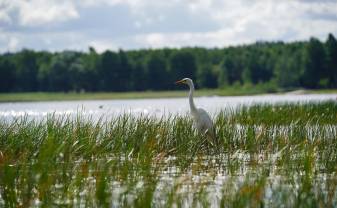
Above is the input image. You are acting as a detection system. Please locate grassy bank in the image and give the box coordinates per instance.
[0,88,269,102]
[1,88,336,102]
[0,101,336,207]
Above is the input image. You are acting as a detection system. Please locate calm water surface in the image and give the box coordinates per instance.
[0,93,336,120]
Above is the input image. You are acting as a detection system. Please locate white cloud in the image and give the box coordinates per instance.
[8,37,19,51]
[0,11,11,23]
[0,0,337,51]
[0,29,121,53]
[134,29,246,49]
[0,1,12,23]
[1,0,79,27]
[20,0,79,26]
[132,0,337,49]
[80,0,118,6]
[0,30,21,52]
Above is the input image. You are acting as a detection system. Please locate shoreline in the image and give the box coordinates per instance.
[0,89,336,103]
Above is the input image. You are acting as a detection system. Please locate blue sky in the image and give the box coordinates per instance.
[1,0,337,52]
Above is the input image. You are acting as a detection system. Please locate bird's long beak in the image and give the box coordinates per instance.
[175,80,184,85]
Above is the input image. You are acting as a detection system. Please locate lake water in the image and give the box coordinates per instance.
[0,93,336,121]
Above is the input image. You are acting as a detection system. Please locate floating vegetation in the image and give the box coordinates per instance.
[0,101,336,207]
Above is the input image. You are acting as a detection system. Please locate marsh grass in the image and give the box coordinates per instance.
[0,101,336,207]
[0,87,279,102]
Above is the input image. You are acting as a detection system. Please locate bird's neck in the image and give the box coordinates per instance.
[188,83,197,115]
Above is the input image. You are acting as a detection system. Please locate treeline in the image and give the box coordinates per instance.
[0,34,336,92]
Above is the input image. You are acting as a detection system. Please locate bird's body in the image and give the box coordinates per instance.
[175,78,216,142]
[191,108,215,138]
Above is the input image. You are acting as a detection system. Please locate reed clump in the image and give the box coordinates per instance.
[0,101,336,207]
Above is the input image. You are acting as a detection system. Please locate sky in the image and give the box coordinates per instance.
[1,0,337,53]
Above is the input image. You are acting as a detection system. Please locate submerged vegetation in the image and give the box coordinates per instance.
[0,101,336,207]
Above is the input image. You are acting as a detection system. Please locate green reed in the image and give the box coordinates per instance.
[0,101,336,207]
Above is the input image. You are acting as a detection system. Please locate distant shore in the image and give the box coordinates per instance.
[0,88,336,102]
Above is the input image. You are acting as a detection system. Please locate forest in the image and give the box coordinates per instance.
[0,34,336,92]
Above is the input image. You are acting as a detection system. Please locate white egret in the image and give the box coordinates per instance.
[175,78,216,144]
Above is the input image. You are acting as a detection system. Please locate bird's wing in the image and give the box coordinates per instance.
[197,108,214,129]
[197,108,216,141]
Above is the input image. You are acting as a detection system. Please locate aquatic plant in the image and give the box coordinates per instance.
[0,101,336,207]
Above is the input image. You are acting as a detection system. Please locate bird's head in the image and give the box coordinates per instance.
[175,78,193,86]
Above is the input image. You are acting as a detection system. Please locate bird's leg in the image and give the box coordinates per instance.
[204,129,222,155]
[199,130,213,154]
[204,129,215,146]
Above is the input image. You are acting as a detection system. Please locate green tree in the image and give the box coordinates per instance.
[77,47,100,91]
[274,48,302,88]
[0,34,334,92]
[169,50,197,82]
[47,52,78,91]
[219,56,239,86]
[301,38,327,88]
[98,50,132,91]
[325,33,337,87]
[245,47,273,84]
[147,52,169,90]
[68,56,86,92]
[196,63,218,88]
[98,51,119,91]
[36,52,52,91]
[14,49,38,91]
[131,62,148,91]
[274,56,297,88]
[0,56,16,92]
[118,50,132,91]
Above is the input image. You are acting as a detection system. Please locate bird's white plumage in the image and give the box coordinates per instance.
[193,108,215,137]
[175,78,215,140]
